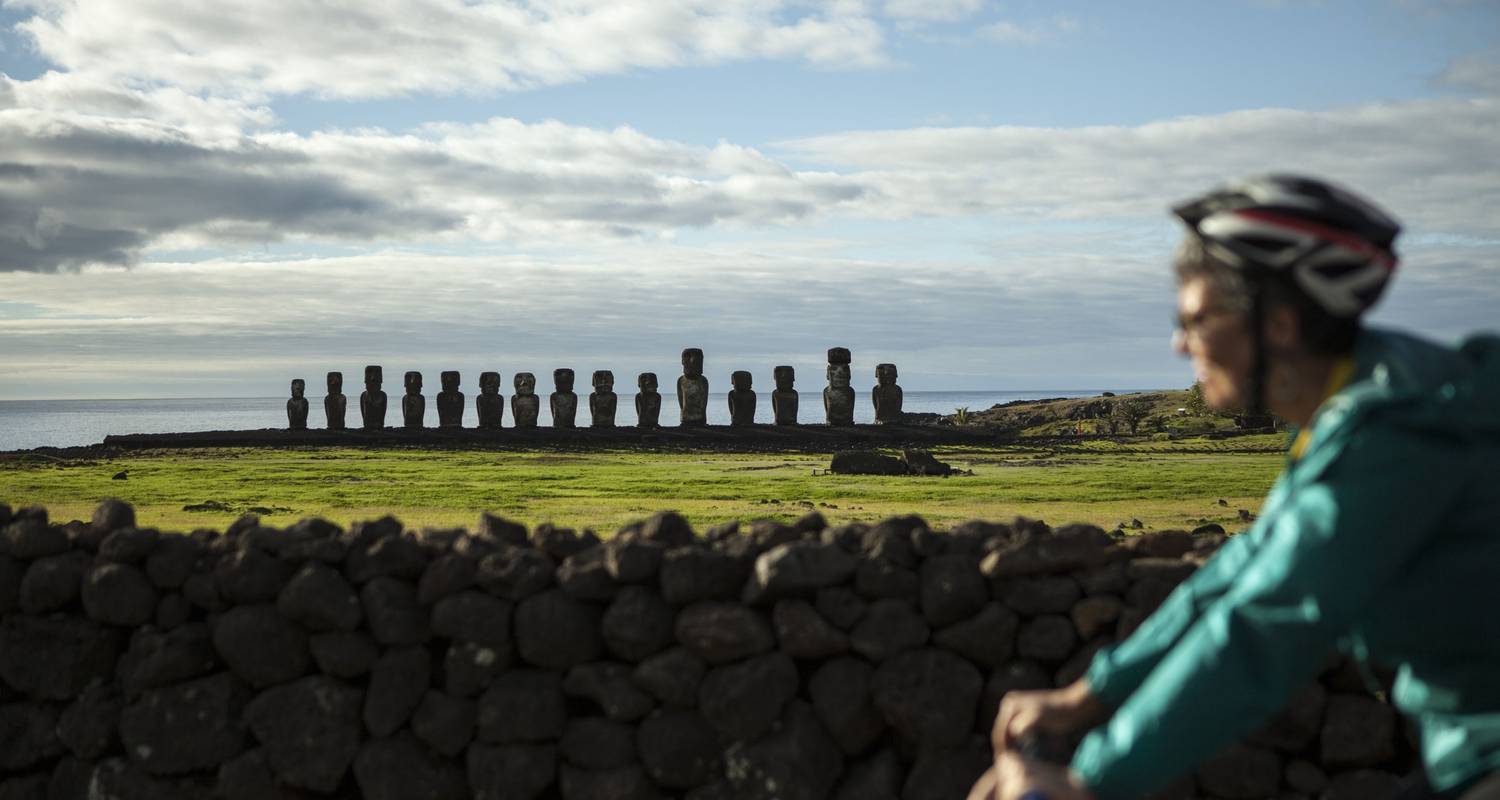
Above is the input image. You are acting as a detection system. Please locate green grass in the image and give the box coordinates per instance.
[0,436,1287,535]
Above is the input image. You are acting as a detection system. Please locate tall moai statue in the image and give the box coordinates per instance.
[678,348,709,427]
[728,371,756,427]
[324,371,347,430]
[771,365,798,426]
[476,371,505,429]
[512,373,540,429]
[437,371,465,428]
[360,365,387,430]
[872,363,904,425]
[551,368,578,429]
[402,371,425,429]
[590,370,617,428]
[287,379,310,430]
[824,347,855,426]
[636,372,662,429]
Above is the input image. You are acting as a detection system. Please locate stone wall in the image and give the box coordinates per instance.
[0,501,1416,799]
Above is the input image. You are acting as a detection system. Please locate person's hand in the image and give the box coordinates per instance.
[991,678,1109,755]
[988,751,1095,800]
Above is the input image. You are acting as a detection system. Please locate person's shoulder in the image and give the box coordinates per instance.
[1333,327,1500,437]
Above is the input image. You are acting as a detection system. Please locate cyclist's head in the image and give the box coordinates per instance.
[1169,175,1401,411]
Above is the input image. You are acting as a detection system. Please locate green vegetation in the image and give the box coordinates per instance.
[0,435,1287,535]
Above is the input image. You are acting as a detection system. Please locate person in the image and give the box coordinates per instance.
[972,175,1500,800]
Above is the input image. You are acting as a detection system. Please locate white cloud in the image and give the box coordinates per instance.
[10,0,889,100]
[1438,52,1500,95]
[978,16,1077,44]
[883,0,984,22]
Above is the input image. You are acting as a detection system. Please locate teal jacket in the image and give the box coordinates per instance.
[1072,328,1500,798]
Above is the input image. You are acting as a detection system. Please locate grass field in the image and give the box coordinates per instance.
[0,436,1287,535]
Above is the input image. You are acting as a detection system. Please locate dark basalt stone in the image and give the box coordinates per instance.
[309,631,379,679]
[699,652,798,743]
[215,748,280,800]
[364,646,431,737]
[854,559,919,601]
[660,548,748,605]
[58,684,122,759]
[639,511,696,548]
[560,717,637,770]
[347,533,428,583]
[476,548,555,601]
[119,672,249,775]
[749,541,857,602]
[419,553,479,606]
[833,748,902,800]
[814,586,866,631]
[212,605,310,687]
[603,538,663,584]
[871,648,982,750]
[215,547,293,604]
[18,551,90,614]
[0,615,121,700]
[563,662,655,722]
[675,602,775,664]
[559,764,656,800]
[809,657,885,755]
[360,576,430,646]
[431,589,511,647]
[81,558,156,627]
[145,536,200,589]
[514,588,603,669]
[90,499,137,539]
[932,602,1019,668]
[557,546,620,601]
[467,743,556,800]
[97,527,158,564]
[631,646,706,708]
[117,623,218,698]
[242,674,362,792]
[919,554,988,627]
[849,598,929,662]
[5,515,69,559]
[722,700,843,800]
[0,702,63,771]
[636,709,722,789]
[277,561,363,631]
[411,691,476,758]
[352,732,468,800]
[1194,743,1283,800]
[476,669,567,744]
[601,586,675,662]
[772,599,849,660]
[1000,575,1083,616]
[1015,614,1078,664]
[902,738,990,800]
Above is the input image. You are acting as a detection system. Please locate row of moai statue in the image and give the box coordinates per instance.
[286,348,904,430]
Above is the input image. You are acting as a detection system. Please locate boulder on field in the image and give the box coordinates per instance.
[514,589,603,669]
[119,672,249,775]
[675,602,774,664]
[244,675,363,792]
[212,605,310,687]
[829,450,906,476]
[902,449,955,476]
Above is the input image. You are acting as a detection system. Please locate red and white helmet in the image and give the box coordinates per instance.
[1173,175,1401,318]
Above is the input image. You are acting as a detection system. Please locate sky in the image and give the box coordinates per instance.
[1,0,1497,399]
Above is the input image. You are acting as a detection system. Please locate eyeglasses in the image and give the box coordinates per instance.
[1173,306,1244,343]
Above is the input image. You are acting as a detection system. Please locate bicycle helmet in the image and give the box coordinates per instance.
[1172,174,1401,318]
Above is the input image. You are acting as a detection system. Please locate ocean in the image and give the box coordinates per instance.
[0,390,1116,451]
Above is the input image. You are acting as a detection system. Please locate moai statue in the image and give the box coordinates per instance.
[511,373,540,429]
[590,370,617,428]
[771,365,798,426]
[476,371,504,429]
[402,371,426,429]
[635,372,662,429]
[437,371,464,428]
[728,371,756,427]
[551,368,578,429]
[824,347,855,426]
[287,379,309,430]
[360,365,387,430]
[678,348,709,427]
[872,363,904,424]
[324,371,347,431]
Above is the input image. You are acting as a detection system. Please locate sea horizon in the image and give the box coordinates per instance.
[0,389,1168,451]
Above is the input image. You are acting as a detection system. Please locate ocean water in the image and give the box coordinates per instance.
[0,390,1114,451]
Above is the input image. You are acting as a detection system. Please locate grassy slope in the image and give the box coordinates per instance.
[961,389,1239,436]
[0,436,1286,534]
